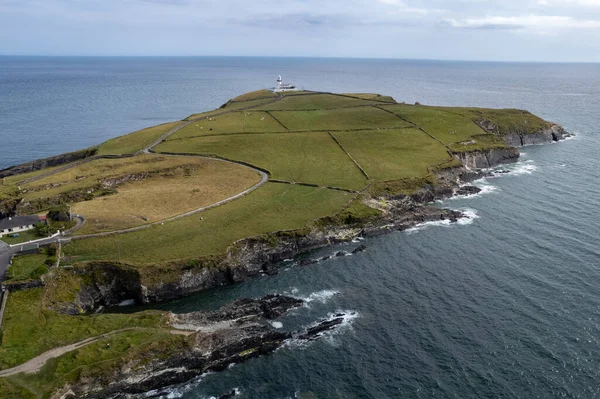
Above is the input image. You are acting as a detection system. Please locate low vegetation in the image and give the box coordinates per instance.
[435,106,553,136]
[270,106,412,131]
[170,111,286,140]
[157,132,367,190]
[254,93,388,111]
[71,157,261,235]
[63,183,352,264]
[0,288,165,370]
[334,128,452,181]
[0,230,41,245]
[5,253,50,282]
[0,328,182,399]
[97,122,184,156]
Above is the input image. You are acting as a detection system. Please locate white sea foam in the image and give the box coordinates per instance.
[450,181,498,200]
[270,321,284,329]
[456,208,479,225]
[406,208,479,233]
[510,163,538,175]
[302,289,340,304]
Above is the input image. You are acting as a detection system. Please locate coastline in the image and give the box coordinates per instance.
[54,125,569,315]
[0,87,571,398]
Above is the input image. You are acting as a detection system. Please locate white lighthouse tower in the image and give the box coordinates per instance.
[274,75,297,92]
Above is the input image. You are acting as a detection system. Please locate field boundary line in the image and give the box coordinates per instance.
[327,131,370,180]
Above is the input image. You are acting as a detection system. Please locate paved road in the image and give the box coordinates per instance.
[0,246,16,282]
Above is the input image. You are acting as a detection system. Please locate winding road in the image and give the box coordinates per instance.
[0,93,284,283]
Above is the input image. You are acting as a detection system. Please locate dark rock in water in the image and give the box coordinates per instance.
[218,390,238,399]
[170,294,304,326]
[494,169,510,174]
[297,258,318,267]
[335,251,346,257]
[352,244,367,254]
[456,186,482,196]
[298,312,353,341]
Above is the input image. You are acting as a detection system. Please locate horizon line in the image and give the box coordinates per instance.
[0,54,599,65]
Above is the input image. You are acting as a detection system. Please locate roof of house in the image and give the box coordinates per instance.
[0,215,41,230]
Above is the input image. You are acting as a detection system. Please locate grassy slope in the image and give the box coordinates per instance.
[72,158,261,235]
[64,183,352,264]
[271,107,413,132]
[0,328,182,399]
[20,154,224,200]
[0,288,164,370]
[381,104,487,144]
[171,111,287,140]
[334,129,452,181]
[255,93,389,111]
[435,106,552,136]
[97,122,183,156]
[342,93,396,103]
[157,132,367,190]
[230,89,278,102]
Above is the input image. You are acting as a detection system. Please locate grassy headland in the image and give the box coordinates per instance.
[0,89,562,398]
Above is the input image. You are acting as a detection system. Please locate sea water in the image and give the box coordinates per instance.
[1,57,600,398]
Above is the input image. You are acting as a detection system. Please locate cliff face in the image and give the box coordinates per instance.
[0,148,97,179]
[501,123,568,146]
[453,147,521,169]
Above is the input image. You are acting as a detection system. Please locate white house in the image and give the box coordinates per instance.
[0,215,42,238]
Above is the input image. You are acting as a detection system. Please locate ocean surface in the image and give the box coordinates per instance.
[2,57,600,398]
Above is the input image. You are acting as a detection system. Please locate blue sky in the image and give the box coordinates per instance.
[2,0,600,61]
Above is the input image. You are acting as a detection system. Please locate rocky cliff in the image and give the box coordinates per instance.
[0,148,97,179]
[55,295,353,399]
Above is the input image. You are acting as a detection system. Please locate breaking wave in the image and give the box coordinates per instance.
[405,208,479,234]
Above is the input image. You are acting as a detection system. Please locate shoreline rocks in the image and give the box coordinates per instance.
[59,295,353,398]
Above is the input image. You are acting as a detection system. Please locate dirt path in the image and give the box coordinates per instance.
[0,328,194,377]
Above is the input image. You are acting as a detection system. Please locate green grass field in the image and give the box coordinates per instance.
[341,93,396,103]
[0,230,44,245]
[5,254,48,281]
[255,93,390,111]
[97,122,183,155]
[71,157,261,235]
[63,183,353,264]
[229,89,278,102]
[334,129,452,181]
[434,106,553,136]
[0,328,182,399]
[381,104,487,145]
[20,154,225,200]
[170,111,287,140]
[271,107,412,132]
[0,288,165,370]
[157,132,367,190]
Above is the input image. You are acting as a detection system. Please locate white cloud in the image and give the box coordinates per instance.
[445,15,600,30]
[538,0,600,5]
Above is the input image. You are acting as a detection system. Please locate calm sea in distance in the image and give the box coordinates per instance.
[1,56,600,398]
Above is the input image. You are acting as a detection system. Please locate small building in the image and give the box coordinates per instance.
[0,216,43,238]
